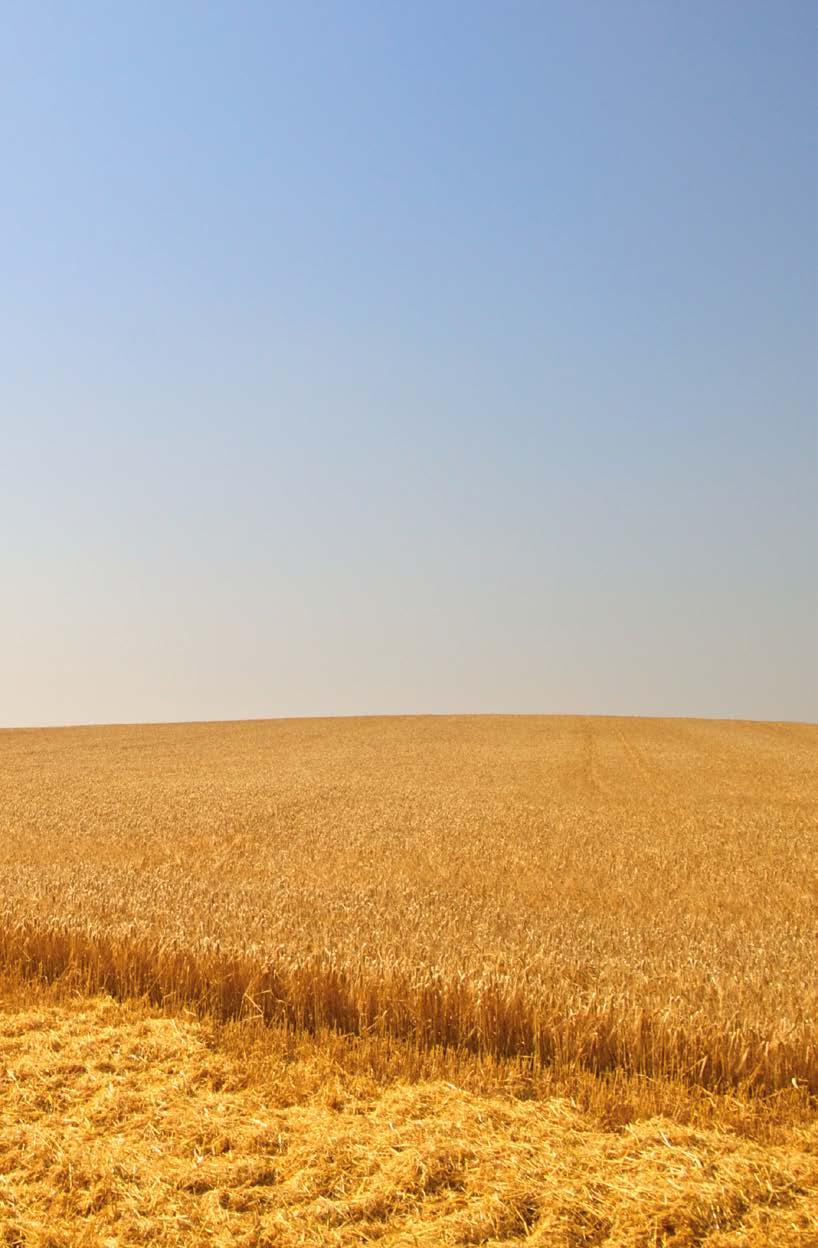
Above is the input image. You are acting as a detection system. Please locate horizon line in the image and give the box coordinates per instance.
[2,710,815,733]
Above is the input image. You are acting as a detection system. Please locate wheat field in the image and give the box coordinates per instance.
[1,715,816,1090]
[1,985,816,1248]
[1,714,817,1244]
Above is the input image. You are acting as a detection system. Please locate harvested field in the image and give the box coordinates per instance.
[0,715,816,1092]
[0,988,816,1247]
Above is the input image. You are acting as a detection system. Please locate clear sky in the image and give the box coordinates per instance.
[2,1,815,728]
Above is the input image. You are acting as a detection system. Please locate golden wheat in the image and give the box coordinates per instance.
[1,988,816,1248]
[0,715,816,1093]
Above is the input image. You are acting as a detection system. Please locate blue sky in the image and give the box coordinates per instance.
[2,1,815,726]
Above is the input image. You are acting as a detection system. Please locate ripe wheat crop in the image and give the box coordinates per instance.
[0,715,816,1093]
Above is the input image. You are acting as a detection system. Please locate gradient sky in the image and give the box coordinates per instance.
[2,1,816,728]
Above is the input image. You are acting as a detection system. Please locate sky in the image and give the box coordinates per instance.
[1,1,816,728]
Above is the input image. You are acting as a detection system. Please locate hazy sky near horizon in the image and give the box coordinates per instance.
[2,1,816,728]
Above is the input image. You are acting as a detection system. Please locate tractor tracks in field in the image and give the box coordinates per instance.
[579,720,610,799]
[576,721,672,801]
[614,726,672,799]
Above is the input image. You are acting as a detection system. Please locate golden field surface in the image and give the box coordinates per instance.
[0,714,816,1245]
[0,984,816,1248]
